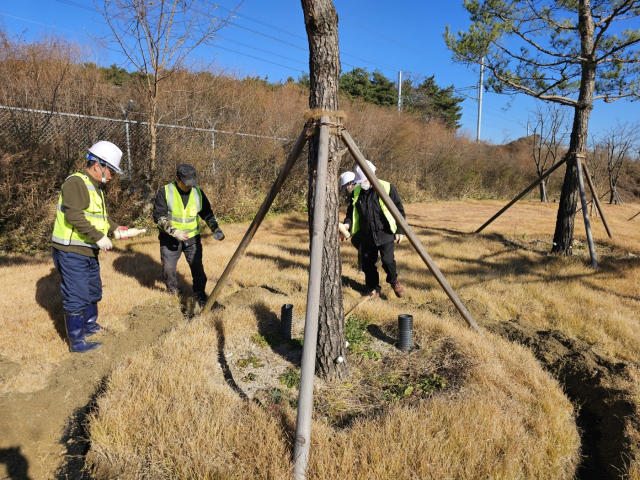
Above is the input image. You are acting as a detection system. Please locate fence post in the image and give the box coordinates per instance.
[120,100,133,175]
[206,112,223,176]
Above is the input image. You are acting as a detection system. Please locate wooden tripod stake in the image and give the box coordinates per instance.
[575,154,597,269]
[202,128,310,312]
[293,116,331,479]
[340,130,483,336]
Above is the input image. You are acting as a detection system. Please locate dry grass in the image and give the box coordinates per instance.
[2,200,639,477]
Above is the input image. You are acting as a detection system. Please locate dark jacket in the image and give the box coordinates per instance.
[344,182,405,247]
[152,183,217,247]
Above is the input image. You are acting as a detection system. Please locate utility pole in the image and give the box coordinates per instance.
[476,57,484,142]
[527,121,530,136]
[397,71,402,112]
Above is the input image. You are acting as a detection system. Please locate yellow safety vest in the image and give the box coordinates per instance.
[165,182,202,239]
[51,173,109,249]
[351,180,397,235]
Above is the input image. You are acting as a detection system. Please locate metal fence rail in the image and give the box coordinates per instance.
[0,105,296,178]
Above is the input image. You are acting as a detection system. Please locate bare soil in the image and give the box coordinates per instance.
[421,297,640,480]
[0,302,183,480]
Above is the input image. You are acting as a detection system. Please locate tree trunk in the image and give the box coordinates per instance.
[551,0,595,256]
[301,0,348,381]
[539,181,547,202]
[148,93,157,183]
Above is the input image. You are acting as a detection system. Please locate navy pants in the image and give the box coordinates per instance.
[52,247,102,314]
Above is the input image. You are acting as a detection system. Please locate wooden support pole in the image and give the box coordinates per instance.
[629,211,640,221]
[476,157,567,233]
[581,160,613,239]
[575,154,598,269]
[340,130,484,337]
[293,116,331,479]
[202,128,309,312]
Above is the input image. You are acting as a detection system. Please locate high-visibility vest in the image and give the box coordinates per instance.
[351,180,397,235]
[51,173,109,249]
[165,182,202,238]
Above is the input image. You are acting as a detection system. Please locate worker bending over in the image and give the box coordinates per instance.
[51,141,130,353]
[153,164,224,307]
[342,160,406,299]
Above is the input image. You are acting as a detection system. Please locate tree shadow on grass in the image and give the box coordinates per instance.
[214,317,247,400]
[35,268,66,341]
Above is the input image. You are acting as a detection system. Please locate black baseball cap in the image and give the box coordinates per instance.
[176,164,197,186]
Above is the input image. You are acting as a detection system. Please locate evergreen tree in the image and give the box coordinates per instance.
[404,76,464,129]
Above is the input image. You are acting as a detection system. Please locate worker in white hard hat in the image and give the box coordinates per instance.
[341,160,407,299]
[51,140,131,353]
[340,170,365,275]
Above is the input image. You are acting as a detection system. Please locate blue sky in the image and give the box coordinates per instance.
[1,0,638,144]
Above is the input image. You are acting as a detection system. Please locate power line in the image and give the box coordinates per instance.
[213,45,303,73]
[0,12,89,36]
[219,38,306,66]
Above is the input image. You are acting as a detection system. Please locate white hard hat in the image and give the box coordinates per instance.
[354,160,376,183]
[340,171,356,188]
[88,141,124,174]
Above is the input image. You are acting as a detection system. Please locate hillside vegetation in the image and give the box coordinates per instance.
[2,32,638,253]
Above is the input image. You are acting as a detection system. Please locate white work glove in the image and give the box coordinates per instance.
[96,236,113,252]
[172,230,189,241]
[339,224,350,241]
[395,233,404,244]
[213,228,225,241]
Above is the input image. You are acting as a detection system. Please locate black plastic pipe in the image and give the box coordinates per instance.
[281,304,293,340]
[398,314,413,351]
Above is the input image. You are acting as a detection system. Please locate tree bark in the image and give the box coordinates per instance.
[148,91,157,182]
[301,0,348,381]
[539,181,547,202]
[552,0,595,256]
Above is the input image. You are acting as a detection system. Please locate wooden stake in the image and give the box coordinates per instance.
[340,130,484,336]
[628,211,640,221]
[293,116,331,479]
[476,157,568,233]
[575,154,598,269]
[202,128,309,312]
[581,160,613,239]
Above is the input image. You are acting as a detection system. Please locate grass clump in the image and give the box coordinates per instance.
[345,314,381,360]
[237,356,263,368]
[279,366,301,389]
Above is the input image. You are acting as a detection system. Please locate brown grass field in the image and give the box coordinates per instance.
[1,200,639,479]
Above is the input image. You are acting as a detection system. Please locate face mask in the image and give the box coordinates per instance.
[360,182,370,190]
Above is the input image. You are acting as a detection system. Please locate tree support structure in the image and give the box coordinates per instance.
[201,117,484,480]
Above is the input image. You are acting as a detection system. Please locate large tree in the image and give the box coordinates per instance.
[446,0,640,255]
[301,0,348,381]
[100,0,235,183]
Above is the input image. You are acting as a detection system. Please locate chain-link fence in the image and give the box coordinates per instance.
[0,104,296,176]
[0,104,310,252]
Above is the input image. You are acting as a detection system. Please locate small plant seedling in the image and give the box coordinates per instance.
[287,338,303,349]
[242,373,257,382]
[251,333,269,347]
[279,366,301,389]
[237,356,264,368]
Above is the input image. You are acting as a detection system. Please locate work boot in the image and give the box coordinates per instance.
[392,279,406,298]
[64,312,101,353]
[84,303,101,337]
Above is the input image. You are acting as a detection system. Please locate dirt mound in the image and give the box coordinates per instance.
[419,297,639,479]
[0,301,183,480]
[485,319,639,480]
